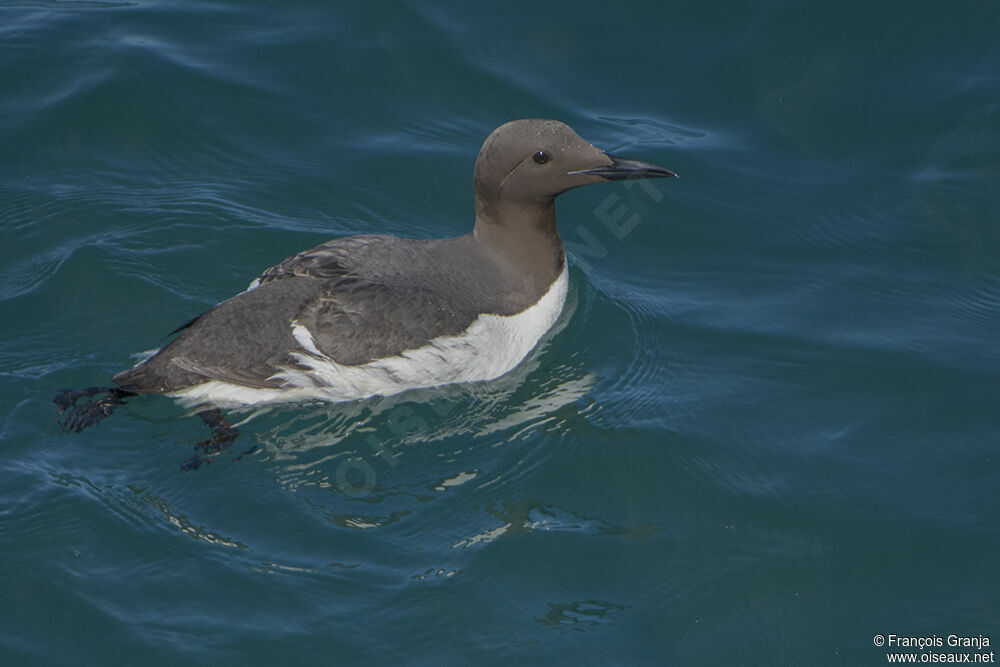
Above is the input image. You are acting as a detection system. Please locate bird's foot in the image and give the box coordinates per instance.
[54,386,133,433]
[181,408,246,471]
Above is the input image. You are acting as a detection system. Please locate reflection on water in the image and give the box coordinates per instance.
[453,502,659,550]
[257,357,597,496]
[534,599,628,629]
[129,484,248,550]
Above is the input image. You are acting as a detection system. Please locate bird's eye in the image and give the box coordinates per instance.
[532,151,550,165]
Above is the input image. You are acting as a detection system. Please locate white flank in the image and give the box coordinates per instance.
[168,264,569,408]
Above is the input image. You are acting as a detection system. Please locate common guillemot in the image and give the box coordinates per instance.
[56,119,675,465]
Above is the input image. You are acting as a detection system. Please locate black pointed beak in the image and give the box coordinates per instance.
[569,153,678,180]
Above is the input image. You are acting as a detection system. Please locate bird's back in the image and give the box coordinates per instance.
[112,233,554,398]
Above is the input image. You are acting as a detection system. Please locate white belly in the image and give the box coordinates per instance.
[168,264,569,409]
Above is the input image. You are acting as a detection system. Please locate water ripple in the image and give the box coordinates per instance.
[577,271,685,430]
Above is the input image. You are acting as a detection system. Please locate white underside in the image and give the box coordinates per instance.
[168,264,569,409]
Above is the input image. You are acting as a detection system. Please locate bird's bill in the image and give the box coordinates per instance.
[569,153,677,180]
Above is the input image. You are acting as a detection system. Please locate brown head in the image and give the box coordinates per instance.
[472,119,676,262]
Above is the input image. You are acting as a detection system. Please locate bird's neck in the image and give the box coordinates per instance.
[473,197,565,293]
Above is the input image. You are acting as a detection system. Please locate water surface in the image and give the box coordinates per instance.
[2,2,998,664]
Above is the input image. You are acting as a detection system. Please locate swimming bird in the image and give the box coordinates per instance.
[56,118,675,465]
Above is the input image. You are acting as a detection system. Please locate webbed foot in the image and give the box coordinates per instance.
[181,408,243,471]
[54,386,134,433]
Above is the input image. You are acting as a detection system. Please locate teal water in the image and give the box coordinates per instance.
[2,2,999,664]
